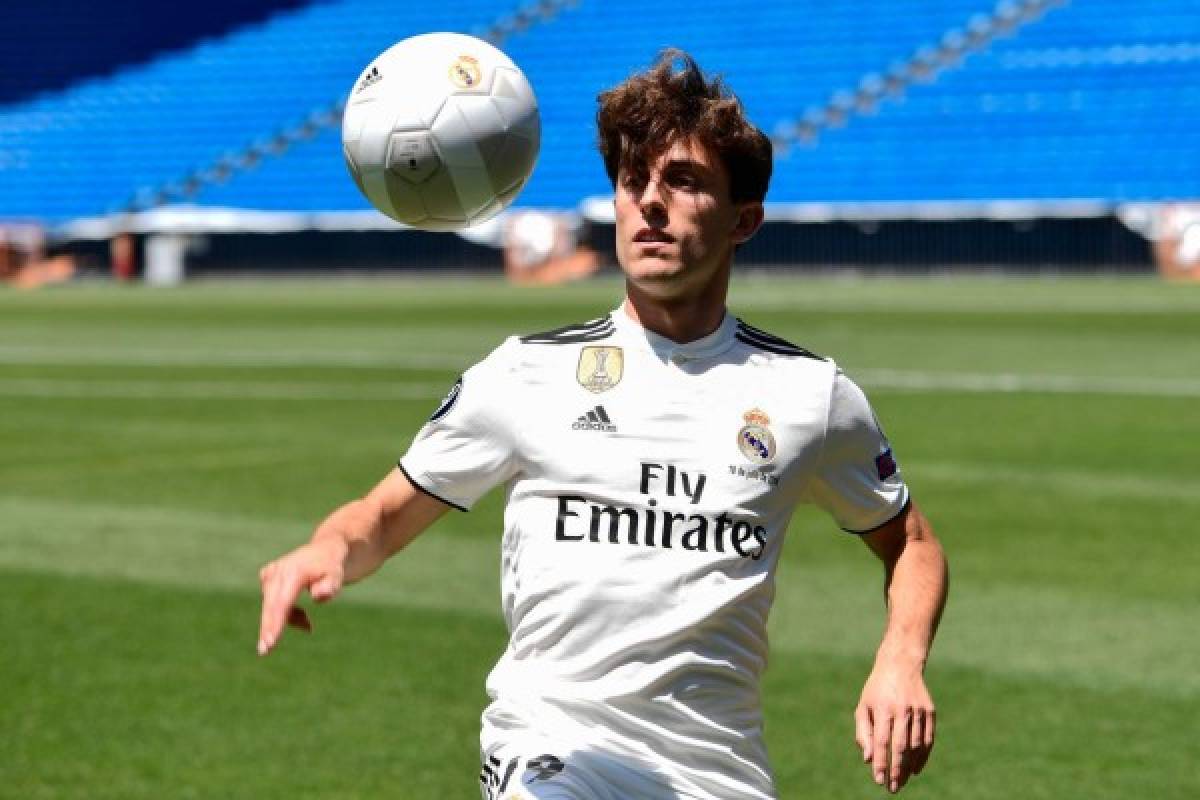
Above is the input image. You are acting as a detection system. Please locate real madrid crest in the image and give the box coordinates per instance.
[448,54,482,89]
[737,408,777,465]
[577,346,623,393]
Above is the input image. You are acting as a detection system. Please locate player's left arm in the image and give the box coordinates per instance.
[854,500,948,794]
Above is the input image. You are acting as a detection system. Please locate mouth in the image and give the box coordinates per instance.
[633,228,674,244]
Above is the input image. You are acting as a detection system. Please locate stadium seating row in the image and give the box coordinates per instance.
[0,0,1197,222]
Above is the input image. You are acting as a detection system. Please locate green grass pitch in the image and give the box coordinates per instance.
[1,275,1198,798]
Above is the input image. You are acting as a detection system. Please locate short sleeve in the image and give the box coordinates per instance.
[398,342,521,511]
[803,369,909,533]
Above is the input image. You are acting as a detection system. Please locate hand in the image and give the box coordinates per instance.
[854,659,936,793]
[257,539,346,656]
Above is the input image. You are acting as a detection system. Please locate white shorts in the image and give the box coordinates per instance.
[477,698,774,799]
[479,738,677,800]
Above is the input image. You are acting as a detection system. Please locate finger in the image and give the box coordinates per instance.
[889,710,911,793]
[871,710,891,787]
[909,709,924,754]
[259,568,304,655]
[902,714,921,777]
[912,710,936,776]
[310,572,342,603]
[909,742,931,777]
[854,704,872,763]
[905,710,925,778]
[287,606,313,632]
[258,571,284,655]
[257,563,278,655]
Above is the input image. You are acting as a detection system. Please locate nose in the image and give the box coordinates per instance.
[639,176,667,222]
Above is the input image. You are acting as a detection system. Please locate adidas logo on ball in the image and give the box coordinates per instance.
[355,66,382,93]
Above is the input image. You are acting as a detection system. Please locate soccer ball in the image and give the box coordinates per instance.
[341,32,540,230]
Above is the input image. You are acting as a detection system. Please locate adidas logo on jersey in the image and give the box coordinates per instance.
[572,405,616,432]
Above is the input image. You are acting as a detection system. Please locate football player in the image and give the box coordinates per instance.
[259,49,947,799]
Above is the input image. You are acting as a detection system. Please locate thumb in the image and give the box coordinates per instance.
[310,572,342,603]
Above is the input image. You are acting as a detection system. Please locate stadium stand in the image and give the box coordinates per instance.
[0,0,311,106]
[0,1,1197,245]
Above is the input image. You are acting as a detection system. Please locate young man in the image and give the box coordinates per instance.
[258,50,948,799]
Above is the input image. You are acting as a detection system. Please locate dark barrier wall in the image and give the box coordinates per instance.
[587,216,1154,273]
[186,230,502,274]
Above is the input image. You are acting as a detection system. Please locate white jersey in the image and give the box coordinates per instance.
[400,305,908,800]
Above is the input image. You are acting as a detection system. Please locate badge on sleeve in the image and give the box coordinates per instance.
[429,376,463,422]
[875,448,898,480]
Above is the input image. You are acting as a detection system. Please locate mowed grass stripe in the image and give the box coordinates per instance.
[4,274,1200,312]
[7,567,1195,800]
[0,495,498,619]
[2,568,503,800]
[5,369,1200,399]
[3,279,1200,384]
[2,495,1194,698]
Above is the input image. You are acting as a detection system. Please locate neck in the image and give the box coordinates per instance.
[622,277,729,344]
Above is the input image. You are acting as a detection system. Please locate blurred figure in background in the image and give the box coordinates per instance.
[503,208,600,285]
[1154,203,1200,281]
[0,222,74,289]
[110,232,138,282]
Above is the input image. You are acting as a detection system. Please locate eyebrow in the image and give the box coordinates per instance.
[646,159,714,183]
[620,156,713,181]
[660,159,709,172]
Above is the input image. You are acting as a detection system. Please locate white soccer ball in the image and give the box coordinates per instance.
[341,32,541,230]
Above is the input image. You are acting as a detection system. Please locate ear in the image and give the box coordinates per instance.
[731,203,765,245]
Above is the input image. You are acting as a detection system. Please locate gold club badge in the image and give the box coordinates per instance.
[737,408,776,465]
[577,346,623,393]
[448,55,482,89]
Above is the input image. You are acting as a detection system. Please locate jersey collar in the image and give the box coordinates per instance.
[611,302,738,362]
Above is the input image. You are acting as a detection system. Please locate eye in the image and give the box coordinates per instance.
[668,170,700,190]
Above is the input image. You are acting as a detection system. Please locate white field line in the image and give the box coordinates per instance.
[856,368,1200,398]
[905,461,1200,505]
[0,344,472,369]
[0,378,446,400]
[1,342,1198,398]
[730,289,1200,314]
[2,369,1200,399]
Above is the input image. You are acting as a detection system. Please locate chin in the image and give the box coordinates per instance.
[627,270,694,301]
[629,267,685,289]
[626,253,681,277]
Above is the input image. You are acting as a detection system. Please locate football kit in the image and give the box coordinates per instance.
[399,305,909,800]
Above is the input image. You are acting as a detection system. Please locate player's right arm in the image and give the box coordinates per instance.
[257,347,521,656]
[256,467,450,656]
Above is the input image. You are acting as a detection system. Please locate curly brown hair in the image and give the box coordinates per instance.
[596,49,772,205]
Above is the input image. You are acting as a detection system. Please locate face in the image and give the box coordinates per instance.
[614,137,762,302]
